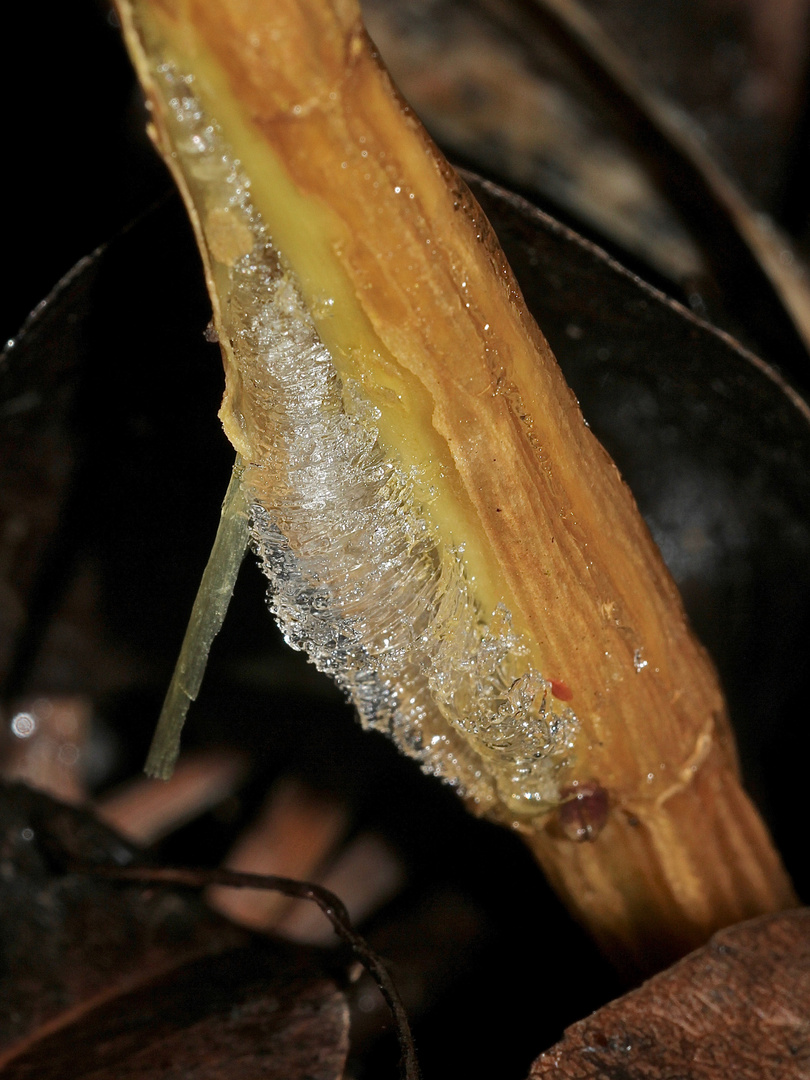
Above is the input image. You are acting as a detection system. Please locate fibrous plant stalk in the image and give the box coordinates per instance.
[117,0,796,972]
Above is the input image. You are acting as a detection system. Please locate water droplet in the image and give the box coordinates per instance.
[11,713,36,739]
[633,649,648,672]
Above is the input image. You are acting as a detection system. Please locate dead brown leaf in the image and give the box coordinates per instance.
[530,909,810,1078]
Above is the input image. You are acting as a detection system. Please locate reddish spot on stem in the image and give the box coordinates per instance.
[556,782,610,842]
[549,678,573,701]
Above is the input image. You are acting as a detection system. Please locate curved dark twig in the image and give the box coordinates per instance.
[71,863,421,1080]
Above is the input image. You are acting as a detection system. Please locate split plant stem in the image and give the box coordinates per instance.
[115,0,797,972]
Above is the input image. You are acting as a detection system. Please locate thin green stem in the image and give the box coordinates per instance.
[145,457,250,778]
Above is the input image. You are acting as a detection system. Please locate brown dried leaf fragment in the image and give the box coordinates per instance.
[0,945,349,1080]
[530,908,810,1080]
[0,781,245,1058]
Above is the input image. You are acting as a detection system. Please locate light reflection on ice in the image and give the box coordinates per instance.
[10,713,36,740]
[149,58,579,816]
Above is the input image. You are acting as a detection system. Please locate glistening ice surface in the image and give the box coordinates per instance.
[151,58,577,816]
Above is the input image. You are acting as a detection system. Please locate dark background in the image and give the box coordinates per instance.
[4,1,168,348]
[6,0,810,350]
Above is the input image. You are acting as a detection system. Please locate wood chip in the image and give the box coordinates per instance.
[530,909,810,1079]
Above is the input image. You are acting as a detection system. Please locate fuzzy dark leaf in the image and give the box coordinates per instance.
[573,0,810,216]
[0,781,244,1055]
[0,783,350,1079]
[1,945,348,1080]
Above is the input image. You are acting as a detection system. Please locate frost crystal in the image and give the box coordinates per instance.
[151,59,578,815]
